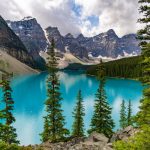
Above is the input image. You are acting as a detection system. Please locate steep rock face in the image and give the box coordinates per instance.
[7,17,47,68]
[119,34,140,55]
[46,27,88,59]
[64,33,88,59]
[78,29,119,58]
[0,16,35,67]
[7,17,48,57]
[77,29,140,58]
[46,27,140,58]
[46,26,65,52]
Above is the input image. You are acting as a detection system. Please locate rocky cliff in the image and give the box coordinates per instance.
[7,16,47,68]
[0,16,35,68]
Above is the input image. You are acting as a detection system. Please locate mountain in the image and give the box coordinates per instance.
[0,15,35,68]
[45,27,88,59]
[46,27,140,58]
[0,49,38,74]
[7,16,47,68]
[77,29,140,58]
[6,16,140,60]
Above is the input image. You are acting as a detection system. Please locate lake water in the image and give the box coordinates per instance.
[0,71,144,145]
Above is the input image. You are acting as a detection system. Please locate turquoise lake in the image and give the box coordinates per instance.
[0,71,144,145]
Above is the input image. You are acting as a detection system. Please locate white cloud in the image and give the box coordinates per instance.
[75,0,140,37]
[0,0,80,36]
[0,0,141,37]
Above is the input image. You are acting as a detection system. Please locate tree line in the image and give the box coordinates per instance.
[86,56,142,79]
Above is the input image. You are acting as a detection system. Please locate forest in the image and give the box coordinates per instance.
[86,56,142,79]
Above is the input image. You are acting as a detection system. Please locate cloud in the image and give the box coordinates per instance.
[0,0,140,37]
[75,0,140,37]
[0,0,80,36]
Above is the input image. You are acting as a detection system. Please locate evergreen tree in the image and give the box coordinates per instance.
[88,60,114,138]
[127,100,132,126]
[40,116,49,142]
[72,90,85,137]
[0,75,19,144]
[135,0,150,127]
[119,100,127,129]
[114,1,150,149]
[41,39,69,143]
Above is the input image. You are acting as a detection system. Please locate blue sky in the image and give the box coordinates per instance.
[0,0,140,37]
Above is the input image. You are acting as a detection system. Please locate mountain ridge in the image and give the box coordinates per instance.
[6,16,141,61]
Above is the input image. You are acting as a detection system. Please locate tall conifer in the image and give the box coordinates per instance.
[41,39,69,142]
[112,1,150,149]
[72,90,85,137]
[136,0,150,126]
[0,75,19,144]
[88,60,114,138]
[127,100,132,126]
[119,100,127,129]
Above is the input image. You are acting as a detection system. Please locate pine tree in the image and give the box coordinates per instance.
[127,100,132,126]
[119,100,127,129]
[72,90,85,137]
[88,60,114,138]
[40,116,49,142]
[41,39,69,143]
[113,1,150,149]
[135,0,150,127]
[0,75,19,144]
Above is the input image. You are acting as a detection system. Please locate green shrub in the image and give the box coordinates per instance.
[113,125,150,150]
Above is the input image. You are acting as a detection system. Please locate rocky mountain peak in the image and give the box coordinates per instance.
[46,26,61,37]
[106,29,118,39]
[6,17,47,69]
[76,33,85,41]
[65,33,74,38]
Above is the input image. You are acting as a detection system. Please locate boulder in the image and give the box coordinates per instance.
[110,126,139,142]
[85,132,109,143]
[35,133,113,150]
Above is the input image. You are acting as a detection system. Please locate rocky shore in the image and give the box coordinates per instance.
[27,126,138,150]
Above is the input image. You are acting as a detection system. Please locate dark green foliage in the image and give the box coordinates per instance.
[40,39,69,143]
[119,100,133,129]
[86,56,142,78]
[0,75,19,144]
[1,76,15,125]
[40,116,49,142]
[72,90,85,137]
[0,141,36,150]
[88,60,114,138]
[114,0,150,149]
[114,125,150,150]
[119,100,127,129]
[127,100,132,126]
[135,0,150,127]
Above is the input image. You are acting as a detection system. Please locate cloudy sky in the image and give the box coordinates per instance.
[0,0,140,37]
